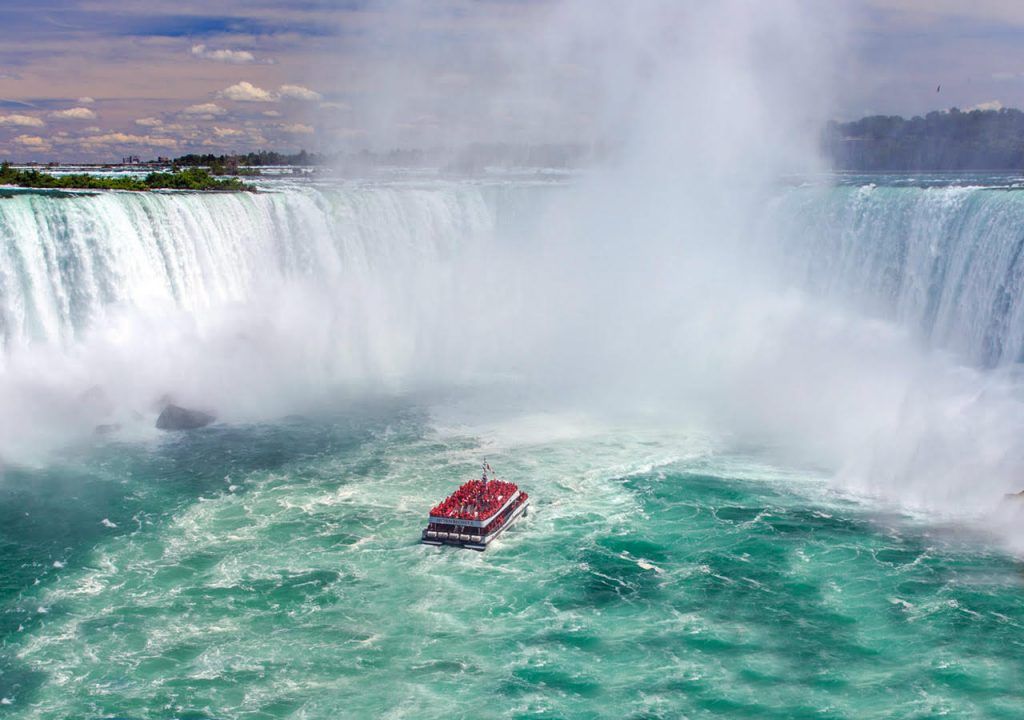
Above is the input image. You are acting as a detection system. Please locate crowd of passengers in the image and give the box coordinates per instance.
[430,479,519,519]
[426,491,529,535]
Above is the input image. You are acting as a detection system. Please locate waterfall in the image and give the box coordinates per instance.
[5,176,1024,504]
[0,184,512,354]
[0,181,565,459]
[765,183,1024,367]
[8,180,1024,371]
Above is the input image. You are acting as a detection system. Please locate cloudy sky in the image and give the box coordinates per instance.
[2,0,1024,161]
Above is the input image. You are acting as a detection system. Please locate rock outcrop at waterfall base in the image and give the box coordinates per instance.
[156,404,216,431]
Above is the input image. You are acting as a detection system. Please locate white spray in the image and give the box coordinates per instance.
[3,2,1024,545]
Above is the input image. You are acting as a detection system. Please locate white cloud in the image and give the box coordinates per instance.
[13,134,50,148]
[279,84,322,101]
[135,117,162,127]
[218,81,275,102]
[50,107,97,120]
[183,103,227,116]
[967,100,1003,112]
[213,126,244,137]
[191,44,256,64]
[0,114,44,127]
[262,110,282,117]
[281,123,315,135]
[319,101,351,111]
[77,96,95,104]
[79,132,177,148]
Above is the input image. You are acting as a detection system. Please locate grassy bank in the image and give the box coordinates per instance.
[0,163,256,192]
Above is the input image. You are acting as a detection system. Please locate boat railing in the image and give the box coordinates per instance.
[428,490,520,527]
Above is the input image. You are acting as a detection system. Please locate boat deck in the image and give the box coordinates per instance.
[421,478,529,550]
[422,496,529,550]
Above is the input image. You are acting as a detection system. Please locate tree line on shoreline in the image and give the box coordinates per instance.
[175,118,1024,174]
[0,163,256,192]
[173,121,1024,174]
[825,107,1024,171]
[171,143,590,173]
[15,111,1024,179]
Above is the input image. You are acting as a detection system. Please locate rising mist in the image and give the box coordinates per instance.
[3,1,1024,542]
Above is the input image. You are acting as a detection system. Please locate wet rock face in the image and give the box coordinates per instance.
[155,404,215,431]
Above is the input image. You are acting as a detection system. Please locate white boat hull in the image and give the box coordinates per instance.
[421,499,529,551]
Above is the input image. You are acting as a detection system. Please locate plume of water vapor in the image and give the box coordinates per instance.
[6,1,1024,548]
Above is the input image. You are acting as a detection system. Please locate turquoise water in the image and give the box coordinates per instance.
[2,402,1023,718]
[4,174,1024,717]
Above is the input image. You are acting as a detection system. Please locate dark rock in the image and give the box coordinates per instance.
[156,404,215,431]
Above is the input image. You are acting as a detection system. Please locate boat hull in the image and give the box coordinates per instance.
[421,499,529,551]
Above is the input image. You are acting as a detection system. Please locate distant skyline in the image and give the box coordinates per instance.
[3,1,1024,161]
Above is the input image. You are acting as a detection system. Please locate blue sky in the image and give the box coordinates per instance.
[0,0,376,160]
[2,0,1024,161]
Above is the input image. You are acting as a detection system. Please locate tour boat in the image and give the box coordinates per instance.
[421,463,529,550]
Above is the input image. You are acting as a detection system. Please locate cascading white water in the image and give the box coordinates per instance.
[17,181,1024,372]
[0,184,512,353]
[764,182,1024,368]
[2,180,1023,382]
[0,180,562,459]
[4,175,1024,528]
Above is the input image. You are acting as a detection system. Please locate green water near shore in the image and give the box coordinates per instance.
[2,405,1024,719]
